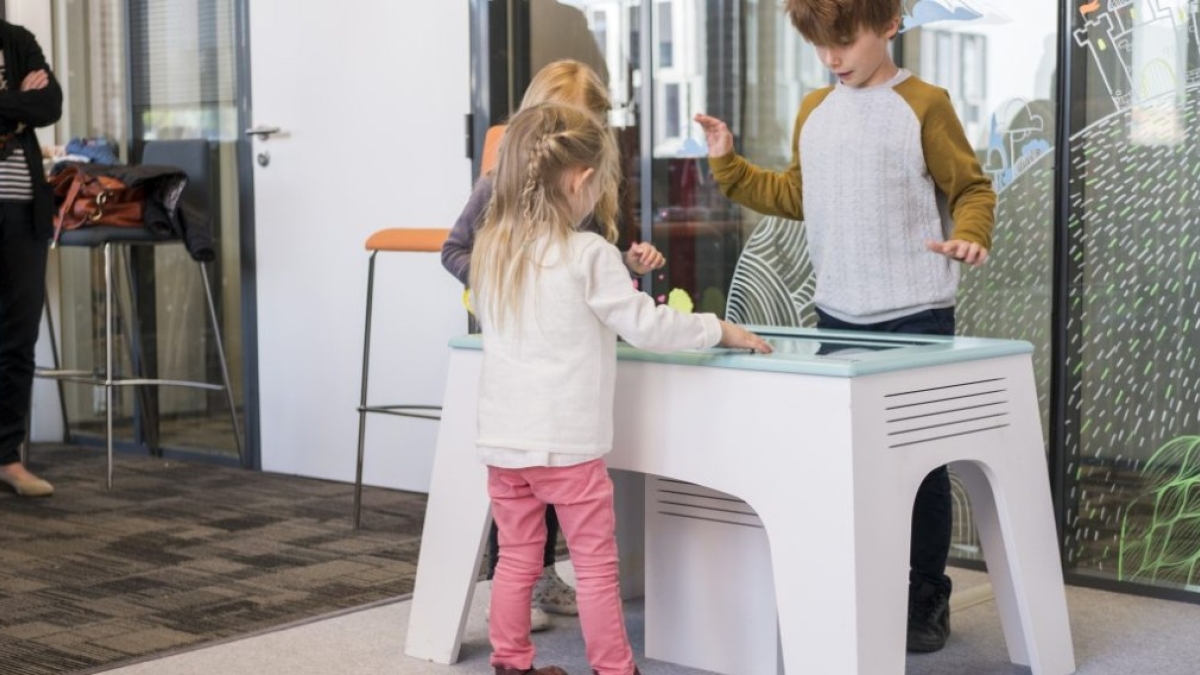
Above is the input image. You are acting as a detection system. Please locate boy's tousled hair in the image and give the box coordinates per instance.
[784,0,901,46]
[471,103,619,327]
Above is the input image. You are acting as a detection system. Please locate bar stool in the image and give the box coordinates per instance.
[35,140,243,487]
[353,125,507,529]
[353,228,449,529]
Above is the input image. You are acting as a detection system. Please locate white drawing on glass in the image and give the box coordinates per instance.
[901,0,982,32]
[983,100,1053,193]
[1071,0,1198,113]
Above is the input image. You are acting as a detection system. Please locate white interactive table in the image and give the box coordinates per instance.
[404,327,1076,675]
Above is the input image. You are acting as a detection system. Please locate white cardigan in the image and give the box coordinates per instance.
[474,231,722,468]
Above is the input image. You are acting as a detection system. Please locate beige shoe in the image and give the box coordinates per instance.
[0,465,54,497]
[529,606,552,632]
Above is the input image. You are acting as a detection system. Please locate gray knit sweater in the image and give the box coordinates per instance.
[712,70,995,324]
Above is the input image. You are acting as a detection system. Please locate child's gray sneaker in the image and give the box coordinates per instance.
[533,566,578,616]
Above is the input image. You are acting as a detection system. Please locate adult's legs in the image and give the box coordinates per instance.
[0,202,52,497]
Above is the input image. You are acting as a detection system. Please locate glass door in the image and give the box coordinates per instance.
[50,0,246,463]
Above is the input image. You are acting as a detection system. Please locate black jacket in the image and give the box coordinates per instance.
[0,21,64,238]
[82,163,216,262]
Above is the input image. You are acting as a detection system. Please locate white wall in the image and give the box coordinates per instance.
[249,2,470,493]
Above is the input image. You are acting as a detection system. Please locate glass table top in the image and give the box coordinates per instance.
[449,326,1032,378]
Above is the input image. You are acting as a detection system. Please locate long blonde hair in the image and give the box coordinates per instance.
[520,59,611,120]
[470,103,619,327]
[515,59,619,237]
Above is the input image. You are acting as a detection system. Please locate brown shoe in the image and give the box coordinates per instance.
[494,666,569,675]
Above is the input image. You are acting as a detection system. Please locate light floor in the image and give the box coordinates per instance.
[102,566,1200,675]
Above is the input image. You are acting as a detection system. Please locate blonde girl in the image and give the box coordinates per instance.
[445,59,660,631]
[471,103,770,675]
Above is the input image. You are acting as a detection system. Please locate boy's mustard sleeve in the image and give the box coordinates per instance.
[707,110,806,221]
[920,90,996,250]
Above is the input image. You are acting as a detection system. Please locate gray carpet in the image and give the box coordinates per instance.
[0,444,425,675]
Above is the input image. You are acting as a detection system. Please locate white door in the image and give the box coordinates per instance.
[247,2,470,491]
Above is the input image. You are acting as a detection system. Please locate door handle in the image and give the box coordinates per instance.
[245,126,282,140]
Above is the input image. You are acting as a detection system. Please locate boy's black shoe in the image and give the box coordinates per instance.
[494,666,569,675]
[906,579,951,653]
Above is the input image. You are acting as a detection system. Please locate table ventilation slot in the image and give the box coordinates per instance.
[651,478,763,528]
[883,378,1012,448]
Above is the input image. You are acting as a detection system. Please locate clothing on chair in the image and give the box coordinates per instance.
[49,162,216,261]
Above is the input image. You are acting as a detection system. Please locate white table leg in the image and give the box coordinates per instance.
[953,457,1075,675]
[755,475,909,675]
[405,355,491,664]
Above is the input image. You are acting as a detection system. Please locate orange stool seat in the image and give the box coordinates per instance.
[365,228,450,253]
[354,227,451,528]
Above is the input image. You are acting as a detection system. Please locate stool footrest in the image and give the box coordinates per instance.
[358,404,442,421]
[36,368,226,391]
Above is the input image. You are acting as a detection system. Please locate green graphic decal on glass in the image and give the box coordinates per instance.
[1119,436,1200,586]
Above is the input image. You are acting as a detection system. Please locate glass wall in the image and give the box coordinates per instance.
[1063,0,1200,594]
[490,0,1200,602]
[51,0,244,461]
[525,0,1058,566]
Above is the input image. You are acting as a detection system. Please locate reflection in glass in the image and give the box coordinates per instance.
[646,2,829,317]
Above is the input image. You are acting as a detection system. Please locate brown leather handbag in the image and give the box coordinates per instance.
[48,163,146,246]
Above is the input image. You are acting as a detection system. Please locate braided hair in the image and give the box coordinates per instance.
[470,103,619,328]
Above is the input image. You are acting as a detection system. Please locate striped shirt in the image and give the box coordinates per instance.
[0,54,33,202]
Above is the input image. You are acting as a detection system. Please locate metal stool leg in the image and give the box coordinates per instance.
[199,262,245,466]
[354,251,378,530]
[104,243,115,490]
[23,289,73,465]
[41,293,71,442]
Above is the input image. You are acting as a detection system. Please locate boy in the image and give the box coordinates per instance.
[694,0,995,654]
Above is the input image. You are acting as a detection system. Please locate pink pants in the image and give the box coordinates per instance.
[487,458,635,675]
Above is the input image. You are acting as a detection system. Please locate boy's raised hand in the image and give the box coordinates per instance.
[718,320,773,354]
[927,239,989,267]
[694,113,734,158]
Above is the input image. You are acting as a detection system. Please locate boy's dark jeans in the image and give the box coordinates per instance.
[815,306,955,593]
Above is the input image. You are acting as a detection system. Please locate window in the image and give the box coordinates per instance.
[658,2,673,68]
[920,29,988,141]
[591,10,608,64]
[664,82,680,138]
